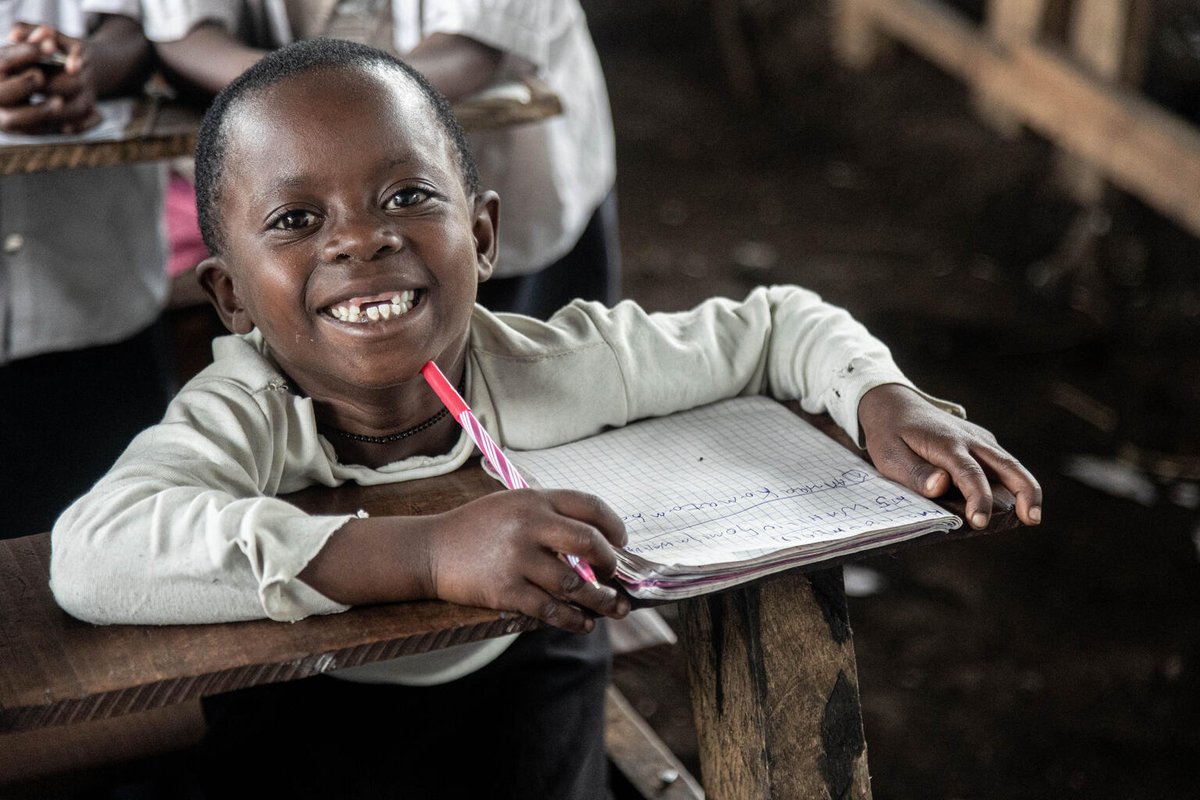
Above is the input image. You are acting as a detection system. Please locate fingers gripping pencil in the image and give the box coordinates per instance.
[421,361,600,587]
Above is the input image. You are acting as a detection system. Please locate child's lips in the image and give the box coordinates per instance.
[323,289,420,323]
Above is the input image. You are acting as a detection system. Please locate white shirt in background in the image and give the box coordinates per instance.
[133,0,617,278]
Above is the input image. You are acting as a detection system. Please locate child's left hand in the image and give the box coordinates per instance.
[857,383,1042,530]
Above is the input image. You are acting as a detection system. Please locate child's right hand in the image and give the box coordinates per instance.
[426,489,632,633]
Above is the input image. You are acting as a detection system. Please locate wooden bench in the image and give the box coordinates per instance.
[1,412,1021,798]
[0,603,700,800]
[0,480,700,799]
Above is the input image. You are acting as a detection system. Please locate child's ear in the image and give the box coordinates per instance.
[196,256,255,335]
[472,190,500,283]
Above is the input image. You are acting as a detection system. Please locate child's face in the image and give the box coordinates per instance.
[200,65,497,401]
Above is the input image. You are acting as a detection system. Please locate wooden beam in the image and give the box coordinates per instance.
[841,0,1200,238]
[605,685,705,800]
[976,0,1050,136]
[1057,0,1153,203]
[831,0,894,69]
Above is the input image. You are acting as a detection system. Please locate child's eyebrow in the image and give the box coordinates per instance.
[383,154,417,169]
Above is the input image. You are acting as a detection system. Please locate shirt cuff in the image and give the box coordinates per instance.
[804,359,966,448]
[256,512,354,621]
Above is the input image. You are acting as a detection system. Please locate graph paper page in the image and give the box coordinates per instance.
[509,396,960,569]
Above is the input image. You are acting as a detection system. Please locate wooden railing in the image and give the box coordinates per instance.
[833,0,1200,238]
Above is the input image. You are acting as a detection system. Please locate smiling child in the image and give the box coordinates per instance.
[50,38,1041,800]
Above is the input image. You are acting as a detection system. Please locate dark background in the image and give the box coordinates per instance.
[585,1,1200,798]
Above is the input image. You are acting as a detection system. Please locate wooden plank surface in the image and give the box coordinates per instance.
[0,77,561,176]
[0,101,199,175]
[0,702,204,785]
[0,462,542,733]
[0,408,1019,736]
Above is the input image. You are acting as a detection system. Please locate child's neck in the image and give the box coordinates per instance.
[321,412,461,468]
[304,367,466,469]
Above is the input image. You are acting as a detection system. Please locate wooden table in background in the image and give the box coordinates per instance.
[0,76,562,176]
[0,412,1021,799]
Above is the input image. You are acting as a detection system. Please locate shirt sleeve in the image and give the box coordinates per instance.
[80,0,141,20]
[419,0,577,69]
[471,285,964,451]
[133,0,244,42]
[50,375,353,625]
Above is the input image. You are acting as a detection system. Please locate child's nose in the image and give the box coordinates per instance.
[322,216,403,262]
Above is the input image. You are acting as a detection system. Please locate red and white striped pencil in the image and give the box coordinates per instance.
[421,360,600,587]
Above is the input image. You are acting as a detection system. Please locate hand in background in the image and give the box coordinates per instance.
[858,383,1043,530]
[0,22,99,134]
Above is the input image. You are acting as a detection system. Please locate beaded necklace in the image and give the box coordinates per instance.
[321,373,464,444]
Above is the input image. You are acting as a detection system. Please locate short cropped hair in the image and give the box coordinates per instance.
[194,37,481,255]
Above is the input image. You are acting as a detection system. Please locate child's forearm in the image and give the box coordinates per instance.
[153,22,264,97]
[404,33,505,102]
[297,516,436,606]
[86,15,153,97]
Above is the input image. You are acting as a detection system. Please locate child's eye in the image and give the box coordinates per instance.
[271,209,319,230]
[384,188,431,209]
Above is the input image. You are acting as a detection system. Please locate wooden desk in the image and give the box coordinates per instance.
[0,414,1020,798]
[0,77,562,176]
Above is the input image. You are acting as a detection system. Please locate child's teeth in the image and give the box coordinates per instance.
[329,291,418,323]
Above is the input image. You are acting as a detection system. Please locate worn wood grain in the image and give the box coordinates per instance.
[1,403,1026,800]
[679,567,871,799]
[0,461,542,733]
[1,407,1019,737]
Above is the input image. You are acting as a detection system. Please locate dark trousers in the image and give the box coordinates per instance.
[197,624,613,800]
[0,323,173,538]
[477,191,621,320]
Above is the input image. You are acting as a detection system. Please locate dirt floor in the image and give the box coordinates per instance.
[589,4,1200,799]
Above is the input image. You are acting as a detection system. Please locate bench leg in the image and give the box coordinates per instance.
[606,684,705,800]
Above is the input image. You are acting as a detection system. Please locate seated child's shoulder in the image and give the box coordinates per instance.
[182,330,293,400]
[469,299,616,355]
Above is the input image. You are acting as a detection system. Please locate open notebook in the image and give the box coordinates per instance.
[508,396,962,600]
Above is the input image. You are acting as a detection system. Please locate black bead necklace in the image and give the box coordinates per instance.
[322,374,464,445]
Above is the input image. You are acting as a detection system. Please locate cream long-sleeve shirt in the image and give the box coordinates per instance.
[50,287,962,683]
